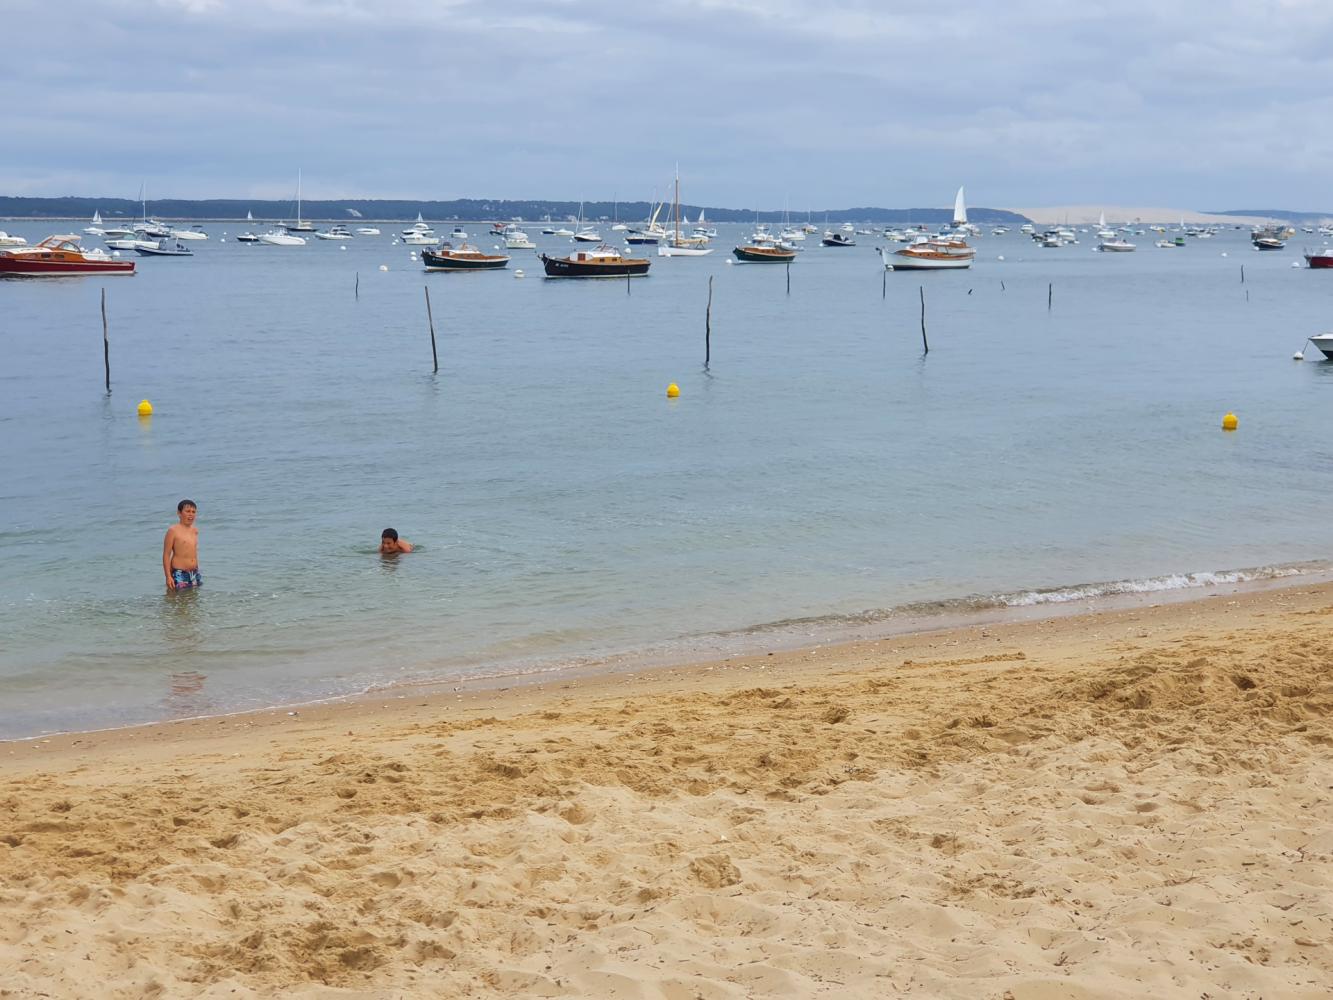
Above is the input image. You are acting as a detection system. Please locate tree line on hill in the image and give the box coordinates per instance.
[0,196,1032,225]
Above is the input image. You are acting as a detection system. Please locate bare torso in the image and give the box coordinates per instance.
[167,525,199,569]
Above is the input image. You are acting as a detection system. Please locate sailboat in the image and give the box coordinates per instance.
[1096,210,1116,240]
[285,170,316,232]
[572,201,602,243]
[658,168,714,257]
[951,186,978,235]
[132,183,171,238]
[627,193,668,244]
[84,210,104,236]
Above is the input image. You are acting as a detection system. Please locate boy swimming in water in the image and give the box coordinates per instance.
[379,528,413,554]
[163,499,201,592]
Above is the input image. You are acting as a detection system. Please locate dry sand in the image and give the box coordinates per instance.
[2,583,1331,998]
[1007,206,1281,227]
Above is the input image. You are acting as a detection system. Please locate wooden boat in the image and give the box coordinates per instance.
[881,237,974,271]
[541,244,649,277]
[733,244,796,263]
[1253,236,1285,251]
[421,242,510,270]
[0,234,135,276]
[658,168,714,257]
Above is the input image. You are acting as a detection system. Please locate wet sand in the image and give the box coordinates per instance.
[2,582,1331,998]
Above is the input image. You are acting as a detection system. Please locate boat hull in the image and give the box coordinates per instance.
[0,256,135,275]
[540,254,650,277]
[733,246,796,263]
[658,245,714,257]
[1304,253,1333,269]
[882,248,972,271]
[421,250,509,270]
[1310,335,1333,359]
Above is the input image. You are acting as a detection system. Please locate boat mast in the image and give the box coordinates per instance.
[297,169,303,227]
[674,166,681,244]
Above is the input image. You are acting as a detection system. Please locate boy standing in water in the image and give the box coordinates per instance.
[163,499,201,592]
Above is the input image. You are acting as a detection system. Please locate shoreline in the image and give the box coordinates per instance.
[4,576,1331,997]
[5,561,1328,745]
[3,578,1330,996]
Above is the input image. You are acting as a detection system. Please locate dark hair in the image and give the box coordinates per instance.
[381,528,398,541]
[177,499,197,512]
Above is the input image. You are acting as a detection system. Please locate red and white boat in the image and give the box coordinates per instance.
[0,234,136,276]
[1303,248,1333,269]
[881,236,975,271]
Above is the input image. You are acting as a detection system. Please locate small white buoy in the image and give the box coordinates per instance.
[725,258,734,265]
[379,264,388,271]
[340,245,346,250]
[1294,351,1305,361]
[493,244,500,250]
[1291,261,1302,268]
[514,268,525,278]
[996,254,1005,261]
[1220,251,1227,257]
[220,237,227,243]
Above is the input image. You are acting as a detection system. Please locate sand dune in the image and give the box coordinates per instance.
[2,584,1331,998]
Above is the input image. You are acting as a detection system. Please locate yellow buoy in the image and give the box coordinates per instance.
[137,399,153,417]
[1221,412,1238,431]
[666,382,680,398]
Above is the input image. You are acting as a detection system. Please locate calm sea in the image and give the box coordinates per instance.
[3,220,1332,738]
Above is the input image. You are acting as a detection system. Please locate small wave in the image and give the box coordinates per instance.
[726,560,1332,637]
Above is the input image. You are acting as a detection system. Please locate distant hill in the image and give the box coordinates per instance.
[1208,209,1333,223]
[0,195,1029,226]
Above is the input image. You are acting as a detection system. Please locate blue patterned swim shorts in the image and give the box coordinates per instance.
[172,568,202,590]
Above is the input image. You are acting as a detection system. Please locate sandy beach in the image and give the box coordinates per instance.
[2,582,1331,998]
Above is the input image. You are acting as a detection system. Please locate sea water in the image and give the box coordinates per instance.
[2,222,1332,737]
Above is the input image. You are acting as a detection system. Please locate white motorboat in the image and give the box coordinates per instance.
[355,227,381,236]
[449,226,468,240]
[100,226,135,239]
[234,231,261,243]
[402,232,434,245]
[84,210,104,236]
[552,227,575,237]
[135,238,194,257]
[1097,238,1136,252]
[401,214,435,239]
[504,230,536,249]
[1308,333,1333,359]
[882,236,975,270]
[258,229,306,246]
[170,226,209,241]
[0,231,27,246]
[316,225,354,240]
[573,227,603,243]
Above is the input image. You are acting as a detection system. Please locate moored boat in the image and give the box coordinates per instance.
[821,231,855,247]
[0,234,135,276]
[540,244,650,277]
[258,229,306,246]
[134,238,194,257]
[315,225,353,240]
[1253,236,1285,251]
[881,236,975,270]
[733,244,796,263]
[1308,333,1333,358]
[0,231,27,246]
[1097,238,1136,252]
[421,242,510,271]
[1303,248,1333,269]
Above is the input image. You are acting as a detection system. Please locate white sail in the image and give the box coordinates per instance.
[92,210,102,224]
[952,186,967,225]
[698,208,706,223]
[246,209,254,221]
[1098,209,1106,228]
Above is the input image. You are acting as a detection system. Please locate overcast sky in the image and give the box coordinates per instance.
[5,0,1332,211]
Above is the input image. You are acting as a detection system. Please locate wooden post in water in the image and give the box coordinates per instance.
[424,285,438,373]
[1001,280,1006,291]
[626,264,631,296]
[101,288,110,394]
[919,285,929,354]
[882,263,887,299]
[705,275,713,368]
[786,261,791,295]
[1240,265,1245,284]
[1048,282,1053,310]
[355,271,359,300]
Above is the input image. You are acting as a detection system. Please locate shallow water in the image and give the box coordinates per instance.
[3,221,1332,737]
